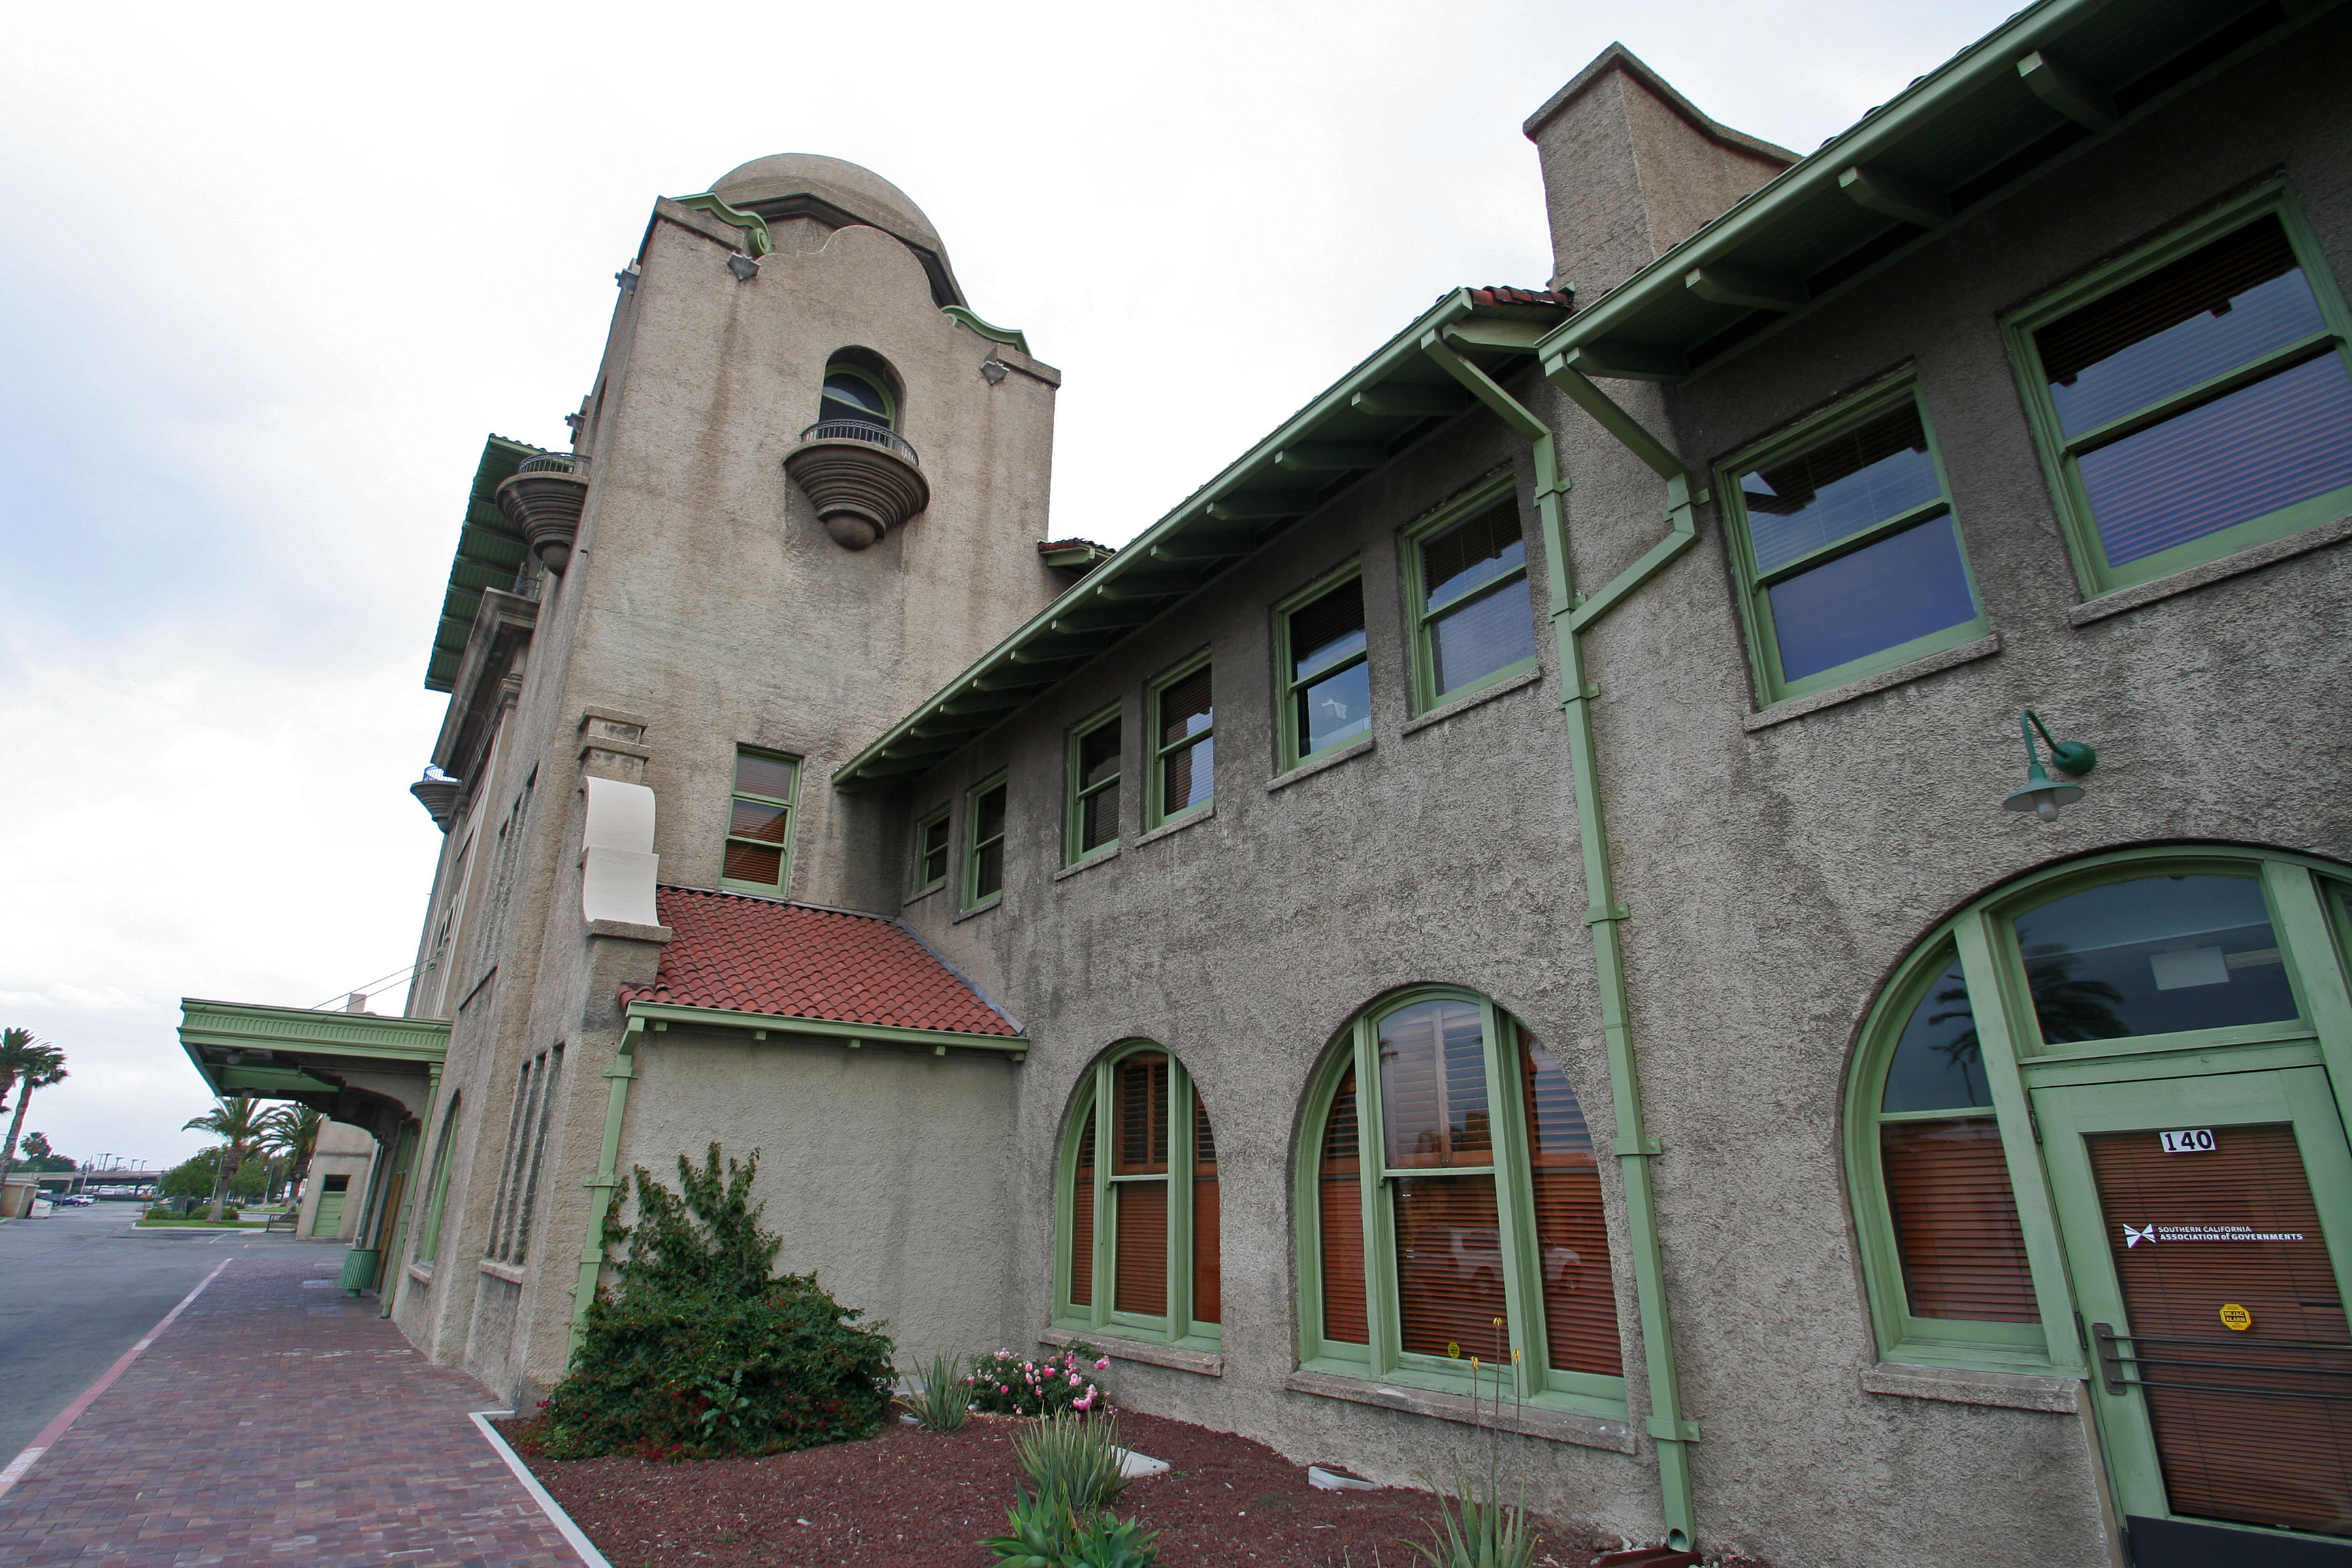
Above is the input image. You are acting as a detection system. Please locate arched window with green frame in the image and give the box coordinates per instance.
[1054,1042,1220,1350]
[1296,988,1626,1415]
[818,360,896,431]
[1845,846,2352,1375]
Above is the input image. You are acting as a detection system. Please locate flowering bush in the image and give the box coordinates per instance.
[967,1344,1112,1418]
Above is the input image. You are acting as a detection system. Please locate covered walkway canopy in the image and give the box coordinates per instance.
[177,998,448,1145]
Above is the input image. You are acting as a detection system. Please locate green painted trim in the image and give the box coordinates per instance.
[1714,374,1985,708]
[1055,1042,1218,1343]
[666,192,773,257]
[719,747,804,898]
[425,435,546,692]
[1064,703,1124,866]
[964,772,1009,911]
[1273,561,1370,771]
[941,306,1030,355]
[621,1000,1024,1055]
[1426,335,1696,1544]
[1146,652,1214,831]
[568,1019,642,1358]
[1399,474,1537,715]
[178,998,450,1104]
[2002,180,2352,599]
[911,804,952,896]
[1294,990,1632,1420]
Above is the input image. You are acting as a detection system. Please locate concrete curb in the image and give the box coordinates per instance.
[469,1411,614,1568]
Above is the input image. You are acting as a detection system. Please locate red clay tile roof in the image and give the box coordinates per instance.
[619,886,1020,1037]
[1037,538,1113,554]
[1469,286,1573,308]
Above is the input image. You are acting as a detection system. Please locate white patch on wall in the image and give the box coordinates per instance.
[2150,945,2229,990]
[580,777,659,926]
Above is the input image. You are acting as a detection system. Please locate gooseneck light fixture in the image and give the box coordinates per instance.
[2004,708,2098,821]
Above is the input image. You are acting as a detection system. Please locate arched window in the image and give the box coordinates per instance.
[1298,990,1625,1412]
[818,363,895,430]
[1055,1043,1219,1350]
[1846,848,2352,1375]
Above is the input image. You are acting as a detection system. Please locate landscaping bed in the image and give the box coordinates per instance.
[502,1409,1619,1568]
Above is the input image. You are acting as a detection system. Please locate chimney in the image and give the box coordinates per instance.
[346,993,370,1014]
[1524,44,1797,300]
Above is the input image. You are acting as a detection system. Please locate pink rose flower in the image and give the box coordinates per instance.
[1094,1358,1110,1371]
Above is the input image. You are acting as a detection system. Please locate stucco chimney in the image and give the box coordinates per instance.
[1524,44,1797,299]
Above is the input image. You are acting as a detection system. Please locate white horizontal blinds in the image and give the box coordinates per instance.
[725,750,798,890]
[1378,998,1502,1357]
[1075,719,1121,855]
[1069,1109,1094,1308]
[1288,578,1370,759]
[1877,951,2038,1324]
[1112,1053,1170,1316]
[1419,501,1535,700]
[2038,214,2352,568]
[1318,1068,1369,1345]
[1521,1034,1624,1377]
[1192,1098,1220,1326]
[1156,664,1213,817]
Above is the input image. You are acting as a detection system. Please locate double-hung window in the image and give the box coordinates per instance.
[721,748,800,896]
[1148,659,1213,828]
[1404,486,1538,710]
[2006,191,2352,595]
[1720,380,1982,704]
[911,806,950,896]
[1056,1043,1220,1349]
[1066,708,1122,863]
[1278,570,1371,768]
[964,775,1007,909]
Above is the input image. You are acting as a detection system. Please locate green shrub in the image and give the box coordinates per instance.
[907,1352,973,1432]
[970,1344,1110,1416]
[984,1490,1160,1568]
[1019,1414,1128,1514]
[532,1144,894,1460]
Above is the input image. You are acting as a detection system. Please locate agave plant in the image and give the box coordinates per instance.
[1406,1471,1537,1568]
[1017,1411,1128,1514]
[906,1352,974,1432]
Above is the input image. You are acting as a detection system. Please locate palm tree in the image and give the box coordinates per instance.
[0,1030,68,1181]
[182,1098,268,1223]
[259,1105,323,1207]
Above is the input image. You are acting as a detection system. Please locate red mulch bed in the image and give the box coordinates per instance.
[500,1411,1629,1567]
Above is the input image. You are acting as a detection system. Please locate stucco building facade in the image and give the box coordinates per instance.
[184,3,2352,1563]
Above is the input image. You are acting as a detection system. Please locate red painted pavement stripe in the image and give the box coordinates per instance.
[0,1256,234,1501]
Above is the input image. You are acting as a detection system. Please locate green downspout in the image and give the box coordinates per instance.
[1422,317,1702,1553]
[568,1013,644,1358]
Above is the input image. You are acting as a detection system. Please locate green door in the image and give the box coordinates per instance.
[310,1179,348,1237]
[2038,1066,2352,1556]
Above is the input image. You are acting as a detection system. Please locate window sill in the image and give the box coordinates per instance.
[1401,666,1544,735]
[902,883,946,909]
[406,1262,434,1286]
[1041,1326,1222,1377]
[586,918,674,944]
[1860,1361,2083,1413]
[1053,847,1120,882]
[1283,1369,1637,1454]
[1267,737,1375,794]
[1743,634,2002,733]
[951,896,1002,925]
[478,1258,528,1286]
[2068,512,2352,627]
[1133,806,1213,848]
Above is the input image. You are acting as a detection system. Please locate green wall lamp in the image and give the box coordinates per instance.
[2004,709,2098,821]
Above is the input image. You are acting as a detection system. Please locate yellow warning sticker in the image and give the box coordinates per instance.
[2219,1303,2254,1332]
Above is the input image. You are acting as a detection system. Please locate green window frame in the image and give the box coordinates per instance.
[1401,478,1538,713]
[1844,847,2352,1375]
[1717,376,1984,706]
[1275,564,1372,770]
[1294,987,1629,1418]
[719,747,802,897]
[818,361,896,429]
[414,1092,461,1266]
[963,773,1007,911]
[1147,656,1213,829]
[1054,1041,1220,1350]
[911,806,951,896]
[2004,183,2352,598]
[1065,705,1123,864]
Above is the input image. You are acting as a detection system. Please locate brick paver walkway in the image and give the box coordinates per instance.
[0,1255,578,1567]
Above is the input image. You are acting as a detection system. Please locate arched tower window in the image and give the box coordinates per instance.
[1298,989,1626,1413]
[1054,1042,1220,1350]
[818,361,896,431]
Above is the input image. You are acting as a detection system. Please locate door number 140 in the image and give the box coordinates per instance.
[2160,1128,2218,1154]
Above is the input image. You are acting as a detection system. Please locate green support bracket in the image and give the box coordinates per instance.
[1614,1136,1664,1157]
[1586,903,1632,925]
[664,192,774,257]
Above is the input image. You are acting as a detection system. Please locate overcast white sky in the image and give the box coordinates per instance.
[0,0,2017,1171]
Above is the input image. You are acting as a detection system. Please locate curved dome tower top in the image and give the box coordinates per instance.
[709,154,965,308]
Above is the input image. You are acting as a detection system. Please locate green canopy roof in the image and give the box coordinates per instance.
[425,435,548,692]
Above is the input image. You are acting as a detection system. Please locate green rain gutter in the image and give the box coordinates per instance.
[568,1015,644,1356]
[1420,322,1702,1552]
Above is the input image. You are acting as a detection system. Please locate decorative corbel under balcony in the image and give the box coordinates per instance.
[783,421,928,550]
[495,454,591,574]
